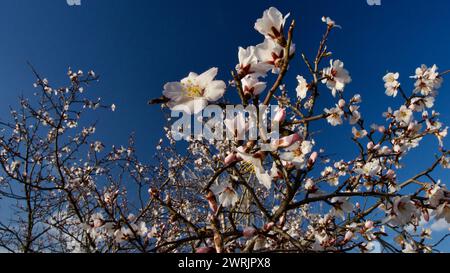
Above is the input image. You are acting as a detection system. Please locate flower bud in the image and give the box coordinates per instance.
[307,152,319,169]
[263,222,275,232]
[195,247,216,254]
[275,133,301,149]
[351,94,362,103]
[214,233,223,253]
[206,191,218,213]
[243,227,258,239]
[224,152,240,166]
[364,220,374,230]
[338,99,346,108]
[344,231,354,242]
[273,108,286,124]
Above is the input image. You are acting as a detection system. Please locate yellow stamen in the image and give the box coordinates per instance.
[182,80,204,98]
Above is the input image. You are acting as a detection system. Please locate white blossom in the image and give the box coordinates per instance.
[411,64,443,96]
[254,7,290,40]
[235,148,272,190]
[383,72,400,97]
[322,60,352,97]
[236,46,271,77]
[324,106,344,126]
[241,75,267,97]
[296,75,309,99]
[163,67,226,114]
[352,127,367,139]
[211,182,239,208]
[393,105,413,125]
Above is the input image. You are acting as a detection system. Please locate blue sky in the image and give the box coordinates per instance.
[0,0,449,251]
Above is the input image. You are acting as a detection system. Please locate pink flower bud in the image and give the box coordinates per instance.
[338,99,346,108]
[263,222,275,232]
[308,152,319,168]
[364,220,374,230]
[195,247,216,253]
[344,231,354,242]
[378,126,386,134]
[367,142,375,150]
[275,133,301,149]
[224,152,241,166]
[243,227,258,239]
[206,191,218,213]
[273,108,286,124]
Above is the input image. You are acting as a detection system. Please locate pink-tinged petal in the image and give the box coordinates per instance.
[275,133,301,149]
[224,152,241,166]
[163,82,185,101]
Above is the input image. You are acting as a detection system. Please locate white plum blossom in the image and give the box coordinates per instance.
[254,7,290,40]
[409,97,435,112]
[324,106,344,126]
[388,196,419,226]
[163,67,226,114]
[330,197,353,220]
[236,46,271,77]
[383,72,400,97]
[352,127,367,139]
[411,64,443,96]
[434,203,450,224]
[427,184,447,207]
[349,105,361,125]
[322,60,352,97]
[241,75,267,97]
[279,141,314,169]
[255,38,295,74]
[235,148,272,190]
[210,183,239,208]
[393,105,413,125]
[296,75,309,99]
[356,160,382,177]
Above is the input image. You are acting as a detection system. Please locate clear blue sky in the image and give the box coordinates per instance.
[0,0,449,250]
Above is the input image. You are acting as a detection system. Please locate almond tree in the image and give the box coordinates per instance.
[0,7,449,253]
